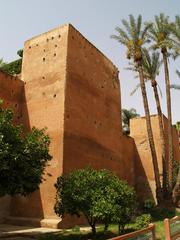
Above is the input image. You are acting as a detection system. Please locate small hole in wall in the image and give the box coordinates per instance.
[55,44,57,47]
[24,81,26,85]
[36,44,39,47]
[46,38,49,42]
[94,120,97,124]
[51,36,54,40]
[43,49,46,52]
[29,46,31,49]
[42,92,46,96]
[43,58,45,62]
[101,86,104,89]
[42,76,45,79]
[15,103,18,108]
[53,94,56,98]
[58,34,61,38]
[54,53,56,57]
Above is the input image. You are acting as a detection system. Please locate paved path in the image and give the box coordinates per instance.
[0,224,62,239]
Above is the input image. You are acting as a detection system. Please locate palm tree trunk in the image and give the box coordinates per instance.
[172,167,180,206]
[138,63,162,203]
[162,49,173,191]
[151,79,167,195]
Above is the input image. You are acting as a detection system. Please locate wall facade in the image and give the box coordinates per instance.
[0,71,24,223]
[130,115,180,201]
[0,24,179,228]
[63,25,134,183]
[1,24,136,228]
[8,25,69,227]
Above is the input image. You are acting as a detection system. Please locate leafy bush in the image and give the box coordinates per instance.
[135,214,152,229]
[150,207,176,220]
[143,199,155,212]
[0,58,22,76]
[54,167,136,235]
[72,225,80,233]
[0,102,52,196]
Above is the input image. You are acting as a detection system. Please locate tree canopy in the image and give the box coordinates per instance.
[0,101,52,196]
[54,167,136,235]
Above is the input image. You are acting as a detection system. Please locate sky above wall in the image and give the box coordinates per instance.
[0,0,180,123]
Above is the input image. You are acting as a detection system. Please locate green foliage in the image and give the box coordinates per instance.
[143,199,155,212]
[150,207,176,221]
[171,15,180,58]
[122,108,140,135]
[0,58,7,68]
[0,58,22,76]
[175,121,180,132]
[72,225,80,233]
[147,13,173,52]
[135,214,152,229]
[0,48,23,76]
[54,167,136,235]
[111,15,152,62]
[0,102,52,196]
[17,49,23,58]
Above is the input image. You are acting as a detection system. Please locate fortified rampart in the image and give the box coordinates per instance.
[0,24,179,228]
[0,71,24,222]
[130,115,180,200]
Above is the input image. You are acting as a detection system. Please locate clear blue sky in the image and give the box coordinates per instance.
[1,0,180,123]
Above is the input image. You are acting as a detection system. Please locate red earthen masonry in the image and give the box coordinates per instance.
[0,24,179,228]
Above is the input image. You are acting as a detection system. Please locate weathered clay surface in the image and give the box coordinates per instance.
[0,24,179,228]
[130,115,180,201]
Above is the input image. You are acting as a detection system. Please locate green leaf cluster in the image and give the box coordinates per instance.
[54,167,136,235]
[0,103,52,196]
[0,58,22,76]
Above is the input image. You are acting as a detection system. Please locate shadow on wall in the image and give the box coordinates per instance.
[9,83,45,224]
[134,146,154,204]
[0,72,44,225]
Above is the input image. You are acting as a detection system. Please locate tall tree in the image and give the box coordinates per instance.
[0,101,52,196]
[128,49,167,194]
[147,13,174,191]
[111,15,162,203]
[122,108,140,135]
[171,15,180,58]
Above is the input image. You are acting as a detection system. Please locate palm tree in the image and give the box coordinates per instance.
[171,15,180,58]
[122,108,140,135]
[147,13,174,191]
[111,15,163,203]
[127,49,168,194]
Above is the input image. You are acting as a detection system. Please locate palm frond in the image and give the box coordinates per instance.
[121,19,132,37]
[137,15,142,38]
[129,14,137,39]
[130,78,150,95]
[170,84,180,90]
[176,70,180,78]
